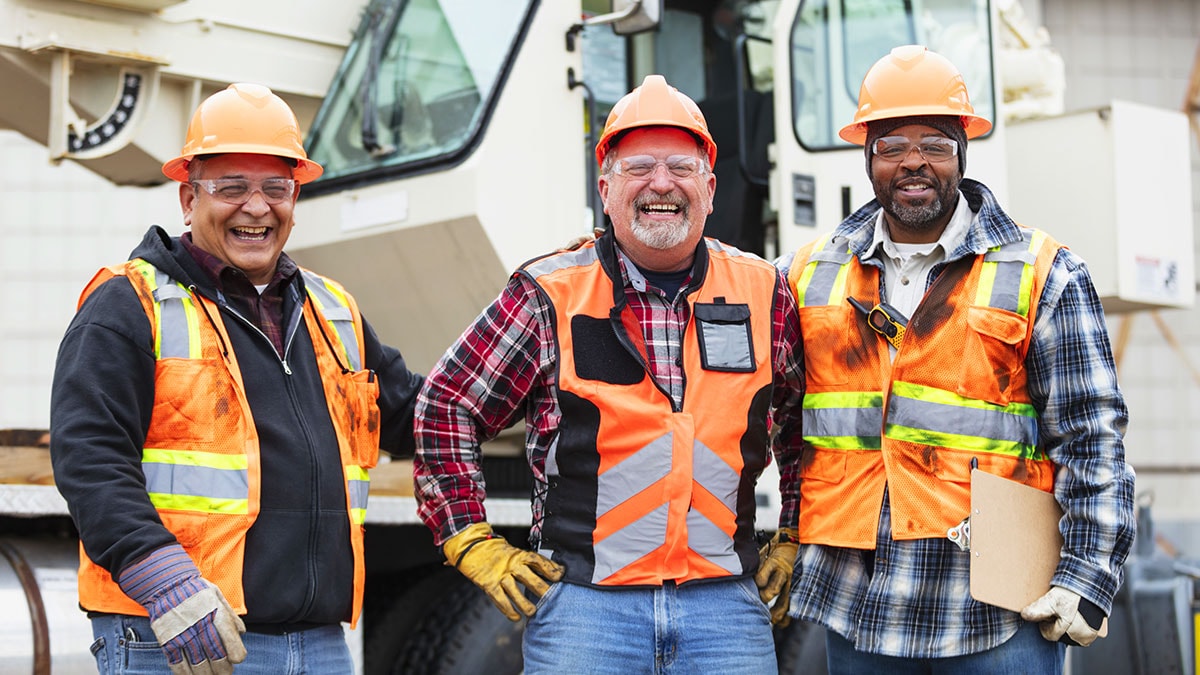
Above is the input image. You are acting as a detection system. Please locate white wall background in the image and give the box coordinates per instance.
[1038,0,1200,525]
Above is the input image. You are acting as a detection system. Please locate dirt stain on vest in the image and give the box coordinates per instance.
[907,260,971,338]
[216,397,229,417]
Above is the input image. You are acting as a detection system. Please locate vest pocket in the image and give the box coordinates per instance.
[798,306,851,386]
[957,306,1027,406]
[149,359,231,446]
[694,302,755,372]
[344,369,381,469]
[799,447,847,484]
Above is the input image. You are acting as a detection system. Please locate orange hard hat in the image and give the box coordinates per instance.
[595,75,717,167]
[838,45,992,145]
[162,83,323,183]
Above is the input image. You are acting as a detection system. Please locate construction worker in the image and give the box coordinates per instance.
[774,46,1135,673]
[413,74,806,673]
[49,83,423,674]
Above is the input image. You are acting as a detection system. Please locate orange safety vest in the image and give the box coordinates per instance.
[525,238,778,586]
[73,259,379,627]
[787,227,1060,548]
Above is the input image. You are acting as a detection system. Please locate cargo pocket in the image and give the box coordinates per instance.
[957,306,1027,406]
[344,369,381,469]
[694,301,754,372]
[797,305,852,386]
[149,358,231,446]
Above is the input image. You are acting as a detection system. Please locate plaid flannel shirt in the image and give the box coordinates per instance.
[773,179,1135,658]
[414,240,806,549]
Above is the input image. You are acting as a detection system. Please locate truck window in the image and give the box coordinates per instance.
[790,0,995,150]
[305,0,534,191]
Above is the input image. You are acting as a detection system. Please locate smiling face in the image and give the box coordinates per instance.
[869,123,962,244]
[598,127,715,272]
[181,153,299,284]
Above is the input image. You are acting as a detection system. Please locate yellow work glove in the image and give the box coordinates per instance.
[754,527,799,626]
[1021,586,1106,646]
[443,522,565,622]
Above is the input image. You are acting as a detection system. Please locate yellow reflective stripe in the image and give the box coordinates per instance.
[1017,230,1047,317]
[147,493,249,514]
[975,250,1000,307]
[794,234,829,307]
[142,448,249,470]
[350,508,367,525]
[803,391,885,409]
[890,381,1037,419]
[345,465,369,482]
[885,423,1037,459]
[306,279,355,368]
[827,263,850,307]
[803,434,882,450]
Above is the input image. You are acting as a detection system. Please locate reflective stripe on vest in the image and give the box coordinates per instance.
[797,229,1049,464]
[303,270,362,371]
[127,260,369,519]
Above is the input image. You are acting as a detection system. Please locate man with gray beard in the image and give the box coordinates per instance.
[774,46,1132,674]
[414,74,807,673]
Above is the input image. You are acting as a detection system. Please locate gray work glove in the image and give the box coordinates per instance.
[1021,585,1105,647]
[117,544,247,674]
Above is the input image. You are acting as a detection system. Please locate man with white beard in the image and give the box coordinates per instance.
[413,74,807,673]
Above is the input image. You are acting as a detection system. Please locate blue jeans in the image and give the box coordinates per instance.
[523,577,776,674]
[90,614,353,674]
[825,619,1066,675]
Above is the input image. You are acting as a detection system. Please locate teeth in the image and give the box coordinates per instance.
[233,226,267,235]
[642,204,679,213]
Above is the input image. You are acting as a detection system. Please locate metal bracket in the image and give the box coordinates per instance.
[947,516,971,551]
[46,50,161,161]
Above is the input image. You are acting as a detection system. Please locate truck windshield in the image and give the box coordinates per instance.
[790,0,995,150]
[304,0,534,192]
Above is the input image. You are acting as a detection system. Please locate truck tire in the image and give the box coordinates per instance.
[775,620,829,674]
[364,568,524,675]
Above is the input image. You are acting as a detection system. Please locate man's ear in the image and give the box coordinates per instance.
[179,182,196,225]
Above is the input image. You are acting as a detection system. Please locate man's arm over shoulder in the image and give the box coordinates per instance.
[50,275,177,576]
[1027,247,1136,614]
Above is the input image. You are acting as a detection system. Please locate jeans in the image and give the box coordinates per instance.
[523,577,776,675]
[90,614,354,674]
[825,619,1066,675]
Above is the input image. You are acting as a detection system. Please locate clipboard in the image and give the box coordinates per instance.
[967,469,1108,636]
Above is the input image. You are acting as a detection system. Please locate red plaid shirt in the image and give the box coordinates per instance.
[414,244,806,546]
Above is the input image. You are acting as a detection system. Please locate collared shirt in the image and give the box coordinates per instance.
[774,179,1135,658]
[414,241,807,547]
[180,233,299,358]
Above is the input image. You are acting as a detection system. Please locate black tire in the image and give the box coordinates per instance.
[775,620,829,674]
[364,568,525,675]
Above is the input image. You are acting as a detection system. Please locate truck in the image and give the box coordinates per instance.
[1,0,1197,673]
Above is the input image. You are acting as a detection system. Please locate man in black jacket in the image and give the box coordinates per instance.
[50,83,423,675]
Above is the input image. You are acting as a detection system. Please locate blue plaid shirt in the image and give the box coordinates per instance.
[774,179,1135,658]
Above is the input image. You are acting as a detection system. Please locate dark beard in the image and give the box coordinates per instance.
[874,171,958,237]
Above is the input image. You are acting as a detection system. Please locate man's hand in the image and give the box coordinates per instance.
[1021,585,1105,647]
[443,522,564,621]
[117,544,246,675]
[754,527,799,626]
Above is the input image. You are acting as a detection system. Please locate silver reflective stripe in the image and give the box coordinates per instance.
[143,463,248,499]
[686,508,740,574]
[887,394,1038,446]
[801,239,853,306]
[348,476,369,511]
[302,271,362,371]
[984,258,1026,312]
[523,246,597,279]
[152,269,194,359]
[802,405,885,439]
[692,442,739,505]
[593,502,669,583]
[596,435,673,515]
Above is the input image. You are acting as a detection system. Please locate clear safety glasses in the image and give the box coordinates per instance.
[609,154,708,179]
[871,136,958,164]
[191,178,297,205]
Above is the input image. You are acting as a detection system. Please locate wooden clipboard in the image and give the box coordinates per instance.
[968,469,1107,636]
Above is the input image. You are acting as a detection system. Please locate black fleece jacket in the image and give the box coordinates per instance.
[50,226,423,627]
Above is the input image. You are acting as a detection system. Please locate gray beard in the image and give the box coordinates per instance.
[631,216,691,250]
[885,197,945,235]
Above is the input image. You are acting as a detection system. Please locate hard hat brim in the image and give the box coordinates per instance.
[839,109,992,145]
[162,150,323,184]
